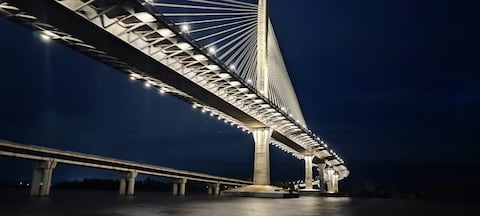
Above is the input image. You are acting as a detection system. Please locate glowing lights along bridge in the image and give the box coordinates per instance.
[0,0,348,196]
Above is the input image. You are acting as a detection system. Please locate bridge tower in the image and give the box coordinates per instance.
[223,0,297,198]
[256,0,268,97]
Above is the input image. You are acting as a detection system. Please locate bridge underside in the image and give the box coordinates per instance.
[0,0,349,180]
[1,0,312,156]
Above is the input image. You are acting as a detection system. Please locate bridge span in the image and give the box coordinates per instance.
[0,0,348,197]
[0,140,251,196]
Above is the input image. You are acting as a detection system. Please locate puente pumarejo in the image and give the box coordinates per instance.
[0,0,348,198]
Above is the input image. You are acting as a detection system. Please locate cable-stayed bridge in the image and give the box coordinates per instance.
[0,0,348,197]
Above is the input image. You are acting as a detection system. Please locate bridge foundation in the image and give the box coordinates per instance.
[30,160,56,196]
[222,127,298,198]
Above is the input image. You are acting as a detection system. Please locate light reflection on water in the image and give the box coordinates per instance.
[1,190,478,216]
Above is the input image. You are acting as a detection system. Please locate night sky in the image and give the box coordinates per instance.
[0,0,479,192]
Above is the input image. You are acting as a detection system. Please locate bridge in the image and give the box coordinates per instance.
[0,0,348,197]
[0,140,250,196]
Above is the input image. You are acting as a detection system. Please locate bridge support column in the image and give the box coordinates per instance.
[317,163,326,193]
[172,182,178,195]
[252,127,273,185]
[333,173,339,193]
[179,178,187,196]
[326,167,337,193]
[127,171,137,196]
[30,160,57,196]
[207,185,213,195]
[214,183,221,195]
[304,155,313,190]
[118,173,127,195]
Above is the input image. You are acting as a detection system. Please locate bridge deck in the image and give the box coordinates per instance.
[0,140,251,186]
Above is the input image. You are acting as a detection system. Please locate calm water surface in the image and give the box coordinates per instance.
[0,189,478,216]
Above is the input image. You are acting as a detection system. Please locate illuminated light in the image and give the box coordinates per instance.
[289,114,293,117]
[230,122,235,126]
[208,47,216,54]
[217,116,222,120]
[281,107,286,111]
[229,65,236,70]
[145,82,151,87]
[159,89,165,94]
[40,34,51,41]
[247,79,252,84]
[210,113,214,117]
[181,24,190,32]
[192,104,197,109]
[130,76,136,80]
[224,119,228,123]
[241,128,246,132]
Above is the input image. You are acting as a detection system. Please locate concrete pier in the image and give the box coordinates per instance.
[30,160,56,196]
[317,163,326,193]
[304,155,313,190]
[214,182,221,195]
[127,171,137,195]
[253,127,273,185]
[118,171,137,196]
[172,182,178,195]
[179,178,187,195]
[118,173,127,195]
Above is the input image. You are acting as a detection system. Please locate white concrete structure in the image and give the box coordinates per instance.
[0,140,251,197]
[304,155,314,190]
[0,0,350,197]
[317,163,326,193]
[252,127,273,185]
[30,160,57,196]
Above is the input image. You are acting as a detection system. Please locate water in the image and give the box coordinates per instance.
[0,189,478,216]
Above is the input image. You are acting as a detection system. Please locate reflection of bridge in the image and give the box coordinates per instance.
[0,0,348,197]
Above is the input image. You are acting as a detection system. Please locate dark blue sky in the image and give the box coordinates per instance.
[0,0,479,190]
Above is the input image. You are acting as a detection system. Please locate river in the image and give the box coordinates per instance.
[0,189,478,216]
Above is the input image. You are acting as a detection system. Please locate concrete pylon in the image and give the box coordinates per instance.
[333,173,339,193]
[326,167,336,193]
[208,185,213,195]
[179,178,187,195]
[118,173,127,195]
[304,155,313,190]
[317,163,326,193]
[256,0,268,97]
[126,171,137,196]
[214,182,221,195]
[30,160,57,196]
[172,182,178,195]
[252,127,273,185]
